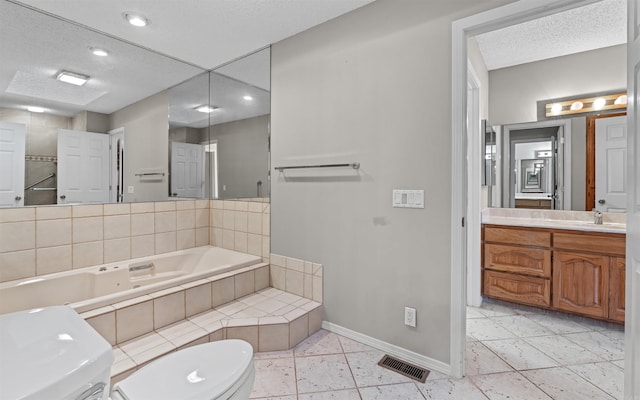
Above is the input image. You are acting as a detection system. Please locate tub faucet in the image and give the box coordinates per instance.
[594,210,603,225]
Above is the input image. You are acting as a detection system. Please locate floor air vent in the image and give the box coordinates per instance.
[377,355,430,383]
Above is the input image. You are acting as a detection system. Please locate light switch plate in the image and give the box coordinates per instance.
[392,190,424,208]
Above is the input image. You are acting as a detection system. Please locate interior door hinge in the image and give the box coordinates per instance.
[462,217,465,227]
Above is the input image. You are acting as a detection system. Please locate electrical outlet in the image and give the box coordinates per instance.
[404,307,416,327]
[127,186,134,194]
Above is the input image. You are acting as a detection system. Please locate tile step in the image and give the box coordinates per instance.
[107,287,322,382]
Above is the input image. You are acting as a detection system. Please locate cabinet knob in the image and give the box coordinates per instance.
[598,199,606,204]
[60,195,66,200]
[14,196,22,201]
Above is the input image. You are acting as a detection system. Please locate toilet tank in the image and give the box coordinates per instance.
[0,306,114,400]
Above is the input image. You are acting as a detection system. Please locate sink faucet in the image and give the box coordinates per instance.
[594,210,603,225]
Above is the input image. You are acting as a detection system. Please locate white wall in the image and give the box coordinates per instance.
[109,91,169,202]
[271,0,510,365]
[489,44,626,125]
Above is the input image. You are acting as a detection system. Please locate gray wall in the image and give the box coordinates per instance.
[110,91,169,202]
[489,44,626,125]
[271,0,510,364]
[209,115,269,199]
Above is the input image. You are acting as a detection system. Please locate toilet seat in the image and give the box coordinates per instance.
[112,339,254,400]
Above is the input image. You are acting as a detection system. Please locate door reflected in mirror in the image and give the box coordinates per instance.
[168,48,271,201]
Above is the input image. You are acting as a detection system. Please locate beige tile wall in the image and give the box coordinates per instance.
[270,254,323,303]
[210,200,270,263]
[0,200,210,283]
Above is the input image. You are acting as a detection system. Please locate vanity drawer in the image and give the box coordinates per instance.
[553,232,626,256]
[484,244,551,277]
[483,270,551,307]
[484,226,550,248]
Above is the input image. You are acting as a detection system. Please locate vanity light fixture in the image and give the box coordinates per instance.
[570,101,583,111]
[614,94,628,105]
[27,106,44,113]
[544,92,627,117]
[243,95,253,101]
[593,97,607,109]
[56,70,90,86]
[90,47,109,57]
[195,105,218,113]
[123,12,150,27]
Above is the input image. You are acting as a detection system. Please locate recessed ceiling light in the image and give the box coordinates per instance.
[90,47,109,57]
[123,12,150,27]
[27,106,44,113]
[195,105,218,113]
[243,95,253,101]
[56,70,90,86]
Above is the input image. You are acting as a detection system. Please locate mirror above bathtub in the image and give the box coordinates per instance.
[0,0,206,206]
[168,48,271,200]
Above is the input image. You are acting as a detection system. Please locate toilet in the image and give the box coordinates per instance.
[0,306,255,400]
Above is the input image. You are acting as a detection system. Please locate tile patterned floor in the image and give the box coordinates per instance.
[250,301,625,399]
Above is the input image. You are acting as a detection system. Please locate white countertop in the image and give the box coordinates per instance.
[482,209,626,234]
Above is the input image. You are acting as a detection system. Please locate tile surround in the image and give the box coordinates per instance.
[0,199,274,283]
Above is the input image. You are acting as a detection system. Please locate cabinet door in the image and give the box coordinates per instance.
[553,251,609,318]
[484,244,551,277]
[609,257,626,322]
[483,270,551,307]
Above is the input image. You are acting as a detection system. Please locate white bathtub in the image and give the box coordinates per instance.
[0,246,262,314]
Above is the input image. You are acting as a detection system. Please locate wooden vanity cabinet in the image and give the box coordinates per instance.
[482,226,552,307]
[552,251,609,318]
[552,231,626,321]
[609,257,626,322]
[482,225,626,323]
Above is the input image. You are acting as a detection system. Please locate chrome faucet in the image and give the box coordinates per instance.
[594,210,603,225]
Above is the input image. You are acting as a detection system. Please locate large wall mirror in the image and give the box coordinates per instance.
[0,0,271,207]
[168,48,271,201]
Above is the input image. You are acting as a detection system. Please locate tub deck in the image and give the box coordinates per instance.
[78,261,323,383]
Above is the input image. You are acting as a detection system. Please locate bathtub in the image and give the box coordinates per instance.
[0,246,263,314]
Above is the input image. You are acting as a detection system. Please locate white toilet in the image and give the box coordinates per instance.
[0,306,255,400]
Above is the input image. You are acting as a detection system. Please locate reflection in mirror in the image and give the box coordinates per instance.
[168,48,271,200]
[0,1,205,206]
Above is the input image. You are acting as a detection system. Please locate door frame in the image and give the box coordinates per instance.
[502,119,571,209]
[586,112,626,210]
[451,0,605,379]
[109,128,125,203]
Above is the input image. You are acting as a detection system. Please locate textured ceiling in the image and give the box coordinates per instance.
[16,0,375,70]
[475,0,626,71]
[0,0,372,119]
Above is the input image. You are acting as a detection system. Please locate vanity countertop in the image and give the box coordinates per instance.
[482,209,626,234]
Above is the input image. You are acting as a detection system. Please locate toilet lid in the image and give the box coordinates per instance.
[113,339,253,400]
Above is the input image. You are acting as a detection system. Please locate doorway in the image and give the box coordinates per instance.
[451,0,636,384]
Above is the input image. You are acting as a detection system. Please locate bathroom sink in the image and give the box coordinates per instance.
[0,306,114,400]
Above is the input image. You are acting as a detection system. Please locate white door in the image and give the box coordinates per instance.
[57,129,109,204]
[0,122,26,207]
[595,116,627,212]
[170,142,204,198]
[626,0,640,397]
[0,122,25,207]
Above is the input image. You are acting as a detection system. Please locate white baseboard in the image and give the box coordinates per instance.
[322,321,451,377]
